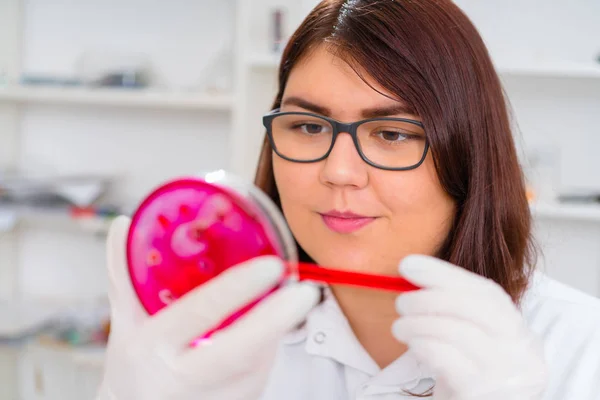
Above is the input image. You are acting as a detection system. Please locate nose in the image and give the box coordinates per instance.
[319,132,369,189]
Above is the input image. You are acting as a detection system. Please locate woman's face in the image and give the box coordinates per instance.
[273,46,456,276]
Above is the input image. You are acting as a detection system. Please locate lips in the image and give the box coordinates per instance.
[320,210,376,234]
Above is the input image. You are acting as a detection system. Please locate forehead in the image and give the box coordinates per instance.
[283,46,410,119]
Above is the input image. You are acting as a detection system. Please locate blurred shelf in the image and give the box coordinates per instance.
[498,61,600,79]
[24,337,106,400]
[0,207,114,235]
[21,211,113,235]
[0,300,66,340]
[0,85,233,111]
[32,336,106,367]
[248,53,282,69]
[531,203,600,223]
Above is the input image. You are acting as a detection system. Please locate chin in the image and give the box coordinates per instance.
[308,245,396,276]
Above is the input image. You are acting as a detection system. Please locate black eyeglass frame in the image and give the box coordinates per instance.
[262,108,430,171]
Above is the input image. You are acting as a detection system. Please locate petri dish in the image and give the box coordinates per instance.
[126,170,298,342]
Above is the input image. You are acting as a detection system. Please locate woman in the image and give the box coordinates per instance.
[96,0,600,399]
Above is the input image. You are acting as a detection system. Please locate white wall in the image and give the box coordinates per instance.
[504,75,600,193]
[455,0,600,64]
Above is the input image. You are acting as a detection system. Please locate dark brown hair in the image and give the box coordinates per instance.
[255,0,536,304]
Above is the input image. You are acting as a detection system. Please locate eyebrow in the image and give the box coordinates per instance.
[281,96,417,119]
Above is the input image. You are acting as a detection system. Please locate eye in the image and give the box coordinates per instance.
[292,122,330,135]
[304,123,325,134]
[377,130,409,142]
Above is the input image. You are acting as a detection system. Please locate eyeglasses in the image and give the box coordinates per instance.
[262,109,429,171]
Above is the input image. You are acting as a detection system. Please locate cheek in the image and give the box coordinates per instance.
[380,157,455,254]
[272,156,318,231]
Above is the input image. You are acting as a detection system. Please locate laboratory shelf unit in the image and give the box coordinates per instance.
[0,210,109,235]
[531,203,600,223]
[0,85,233,111]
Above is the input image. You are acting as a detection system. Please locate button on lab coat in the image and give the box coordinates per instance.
[259,271,600,399]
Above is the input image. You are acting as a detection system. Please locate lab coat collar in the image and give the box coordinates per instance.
[283,287,435,390]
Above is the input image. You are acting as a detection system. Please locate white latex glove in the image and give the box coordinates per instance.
[96,216,320,400]
[392,255,547,400]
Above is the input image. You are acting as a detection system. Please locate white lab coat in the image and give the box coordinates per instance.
[259,270,600,399]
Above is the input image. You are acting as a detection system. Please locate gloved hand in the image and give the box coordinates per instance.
[96,216,320,400]
[392,255,547,400]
